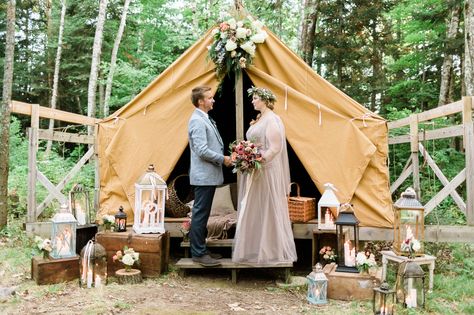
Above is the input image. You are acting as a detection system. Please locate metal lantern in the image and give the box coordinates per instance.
[115,206,127,232]
[307,263,328,305]
[335,203,359,273]
[318,183,339,230]
[79,239,107,288]
[373,281,395,315]
[51,204,77,259]
[69,183,92,226]
[393,187,424,256]
[133,164,167,234]
[396,261,425,309]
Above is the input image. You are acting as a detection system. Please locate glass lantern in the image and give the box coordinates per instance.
[318,183,340,230]
[393,187,424,256]
[79,239,107,288]
[396,261,425,309]
[373,281,395,315]
[335,203,359,273]
[69,183,92,226]
[133,164,167,234]
[51,203,77,259]
[115,205,127,232]
[307,263,328,304]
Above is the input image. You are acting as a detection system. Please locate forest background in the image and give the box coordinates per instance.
[0,0,473,228]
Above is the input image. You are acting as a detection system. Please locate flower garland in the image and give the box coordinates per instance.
[208,15,268,80]
[247,86,277,104]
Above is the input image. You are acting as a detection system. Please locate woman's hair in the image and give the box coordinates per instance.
[191,86,211,107]
[247,86,276,110]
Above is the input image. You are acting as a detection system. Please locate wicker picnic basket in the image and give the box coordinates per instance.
[287,182,316,223]
[165,174,194,218]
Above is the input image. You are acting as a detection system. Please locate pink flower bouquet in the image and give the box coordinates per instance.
[229,140,263,174]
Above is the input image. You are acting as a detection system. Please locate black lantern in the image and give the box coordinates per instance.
[335,203,359,273]
[396,261,425,309]
[373,281,395,315]
[115,205,127,232]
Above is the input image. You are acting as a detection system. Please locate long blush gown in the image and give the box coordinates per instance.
[232,110,297,264]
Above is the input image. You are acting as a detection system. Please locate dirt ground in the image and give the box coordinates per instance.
[0,258,370,315]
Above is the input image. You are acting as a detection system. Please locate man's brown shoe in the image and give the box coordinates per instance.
[192,254,222,267]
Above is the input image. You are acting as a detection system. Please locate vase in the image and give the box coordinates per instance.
[359,269,369,276]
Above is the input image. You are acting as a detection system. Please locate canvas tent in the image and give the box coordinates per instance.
[97,26,393,228]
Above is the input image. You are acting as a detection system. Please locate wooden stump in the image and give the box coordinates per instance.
[116,268,142,284]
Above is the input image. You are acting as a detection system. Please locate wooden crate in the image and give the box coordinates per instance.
[323,263,381,300]
[31,255,80,285]
[95,231,169,278]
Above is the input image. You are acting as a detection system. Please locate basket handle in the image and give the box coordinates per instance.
[288,182,301,197]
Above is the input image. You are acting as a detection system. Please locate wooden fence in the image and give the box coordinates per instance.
[9,100,100,224]
[388,96,474,226]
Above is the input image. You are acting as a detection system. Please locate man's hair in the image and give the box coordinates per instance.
[191,86,212,107]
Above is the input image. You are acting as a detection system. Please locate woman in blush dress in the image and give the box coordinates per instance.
[232,86,297,264]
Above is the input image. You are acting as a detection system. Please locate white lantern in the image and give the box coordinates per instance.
[133,164,167,234]
[51,203,77,259]
[318,183,340,230]
[307,263,328,304]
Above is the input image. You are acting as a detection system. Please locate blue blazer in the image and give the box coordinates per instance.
[188,109,225,186]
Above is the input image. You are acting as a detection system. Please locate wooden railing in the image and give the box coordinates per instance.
[388,97,474,226]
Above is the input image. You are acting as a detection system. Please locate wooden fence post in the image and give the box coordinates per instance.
[27,104,39,223]
[463,96,474,226]
[410,114,420,198]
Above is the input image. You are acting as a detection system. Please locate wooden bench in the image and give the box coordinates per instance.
[175,258,292,284]
[180,239,233,258]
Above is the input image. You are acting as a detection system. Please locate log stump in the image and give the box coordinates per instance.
[116,268,142,284]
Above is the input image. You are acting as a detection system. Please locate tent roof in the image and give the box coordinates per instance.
[97,26,393,228]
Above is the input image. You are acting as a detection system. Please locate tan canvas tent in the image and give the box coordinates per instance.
[97,27,393,228]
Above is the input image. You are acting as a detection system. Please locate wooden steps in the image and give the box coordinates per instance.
[176,258,293,284]
[180,239,233,258]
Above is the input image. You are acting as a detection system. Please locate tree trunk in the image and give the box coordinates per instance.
[465,0,474,96]
[439,3,461,105]
[0,0,16,229]
[103,0,131,118]
[116,268,142,284]
[46,0,67,154]
[298,0,320,66]
[87,0,108,134]
[45,0,53,108]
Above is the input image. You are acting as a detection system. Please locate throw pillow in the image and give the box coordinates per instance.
[210,184,236,216]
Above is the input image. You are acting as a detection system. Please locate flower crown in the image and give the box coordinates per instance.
[247,86,277,104]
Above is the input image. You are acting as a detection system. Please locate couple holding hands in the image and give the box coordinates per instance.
[188,85,297,267]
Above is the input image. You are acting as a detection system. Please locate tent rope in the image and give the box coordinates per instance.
[350,113,373,127]
[317,102,322,126]
[113,116,126,124]
[284,86,288,110]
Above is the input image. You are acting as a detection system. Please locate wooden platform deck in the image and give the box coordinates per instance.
[180,239,233,258]
[175,258,292,284]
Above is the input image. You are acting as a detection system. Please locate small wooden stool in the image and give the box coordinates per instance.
[381,250,436,292]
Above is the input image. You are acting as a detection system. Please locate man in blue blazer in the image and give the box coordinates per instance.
[188,86,231,267]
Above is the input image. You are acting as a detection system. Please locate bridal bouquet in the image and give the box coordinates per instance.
[229,140,263,174]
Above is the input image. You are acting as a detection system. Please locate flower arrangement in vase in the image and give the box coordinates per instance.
[319,246,337,265]
[35,236,52,259]
[401,227,422,259]
[179,219,191,241]
[101,214,115,232]
[113,246,140,272]
[356,251,377,275]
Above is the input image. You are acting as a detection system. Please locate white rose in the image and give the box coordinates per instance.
[220,32,227,39]
[356,252,366,265]
[251,31,267,44]
[122,254,135,266]
[240,41,256,56]
[412,239,421,252]
[227,18,237,29]
[237,21,243,28]
[236,27,248,39]
[133,252,140,261]
[225,40,237,51]
[252,20,264,30]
